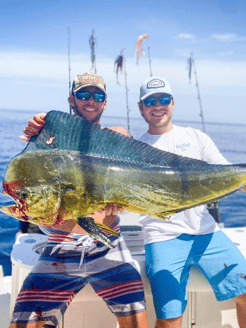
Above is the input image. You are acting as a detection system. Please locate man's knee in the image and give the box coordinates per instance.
[156,316,182,328]
[117,311,148,328]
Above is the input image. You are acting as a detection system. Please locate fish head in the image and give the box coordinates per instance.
[1,153,62,226]
[1,179,29,220]
[1,179,62,225]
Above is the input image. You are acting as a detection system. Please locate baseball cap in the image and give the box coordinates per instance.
[140,77,172,100]
[72,72,106,94]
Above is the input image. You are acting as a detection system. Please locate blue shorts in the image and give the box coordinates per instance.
[145,231,246,320]
[11,229,146,326]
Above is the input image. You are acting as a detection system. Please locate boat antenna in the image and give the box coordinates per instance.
[146,37,153,77]
[188,52,206,132]
[89,29,97,74]
[123,51,131,135]
[68,27,72,114]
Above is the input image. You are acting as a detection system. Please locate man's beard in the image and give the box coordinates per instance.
[73,106,103,123]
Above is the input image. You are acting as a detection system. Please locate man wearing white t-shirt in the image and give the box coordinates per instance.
[138,76,246,328]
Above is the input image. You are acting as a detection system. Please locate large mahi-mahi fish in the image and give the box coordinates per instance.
[1,111,246,246]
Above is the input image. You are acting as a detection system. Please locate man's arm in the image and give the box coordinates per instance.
[54,203,124,234]
[107,126,130,137]
[19,114,131,140]
[19,112,47,142]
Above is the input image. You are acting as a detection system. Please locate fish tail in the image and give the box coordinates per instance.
[76,217,116,248]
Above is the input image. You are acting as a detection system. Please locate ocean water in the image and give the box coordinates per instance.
[0,109,246,275]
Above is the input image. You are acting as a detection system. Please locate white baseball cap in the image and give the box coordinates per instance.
[139,77,172,100]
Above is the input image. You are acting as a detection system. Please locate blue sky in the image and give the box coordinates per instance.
[1,0,246,124]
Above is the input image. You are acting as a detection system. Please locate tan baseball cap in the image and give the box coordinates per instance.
[72,72,106,94]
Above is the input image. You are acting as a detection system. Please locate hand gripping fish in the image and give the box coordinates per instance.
[1,111,246,246]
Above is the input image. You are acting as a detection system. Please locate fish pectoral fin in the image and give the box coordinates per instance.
[95,222,119,236]
[76,217,116,248]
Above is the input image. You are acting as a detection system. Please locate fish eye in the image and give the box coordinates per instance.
[19,191,28,199]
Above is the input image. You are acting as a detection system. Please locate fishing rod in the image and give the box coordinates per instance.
[68,27,72,114]
[189,52,206,132]
[146,38,153,77]
[123,55,131,135]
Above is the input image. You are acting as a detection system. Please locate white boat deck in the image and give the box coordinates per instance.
[1,214,246,327]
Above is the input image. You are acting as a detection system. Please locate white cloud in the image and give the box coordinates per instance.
[0,51,91,81]
[1,50,246,123]
[176,33,195,40]
[211,33,246,42]
[217,50,235,57]
[1,50,246,92]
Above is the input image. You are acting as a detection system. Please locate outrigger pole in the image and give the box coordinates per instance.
[123,54,131,135]
[188,52,206,132]
[146,38,153,77]
[68,27,72,114]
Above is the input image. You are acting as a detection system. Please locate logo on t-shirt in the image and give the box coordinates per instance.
[176,143,190,152]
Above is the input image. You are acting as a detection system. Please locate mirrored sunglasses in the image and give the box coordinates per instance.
[144,95,172,107]
[75,91,106,102]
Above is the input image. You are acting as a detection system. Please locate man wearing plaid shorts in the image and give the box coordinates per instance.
[9,72,148,328]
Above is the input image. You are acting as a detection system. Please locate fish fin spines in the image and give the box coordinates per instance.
[76,217,116,248]
[95,222,119,236]
[23,111,214,170]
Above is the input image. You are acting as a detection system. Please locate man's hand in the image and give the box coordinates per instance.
[54,203,124,234]
[90,203,124,227]
[19,112,47,142]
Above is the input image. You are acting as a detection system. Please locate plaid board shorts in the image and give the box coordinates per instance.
[10,227,146,326]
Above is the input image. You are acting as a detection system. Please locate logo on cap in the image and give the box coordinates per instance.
[79,74,100,84]
[147,79,165,89]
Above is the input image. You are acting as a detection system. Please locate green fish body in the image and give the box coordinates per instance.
[1,111,246,244]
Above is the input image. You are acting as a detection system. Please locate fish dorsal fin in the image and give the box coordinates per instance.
[24,111,210,170]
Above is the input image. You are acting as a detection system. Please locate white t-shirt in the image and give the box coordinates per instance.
[138,125,230,244]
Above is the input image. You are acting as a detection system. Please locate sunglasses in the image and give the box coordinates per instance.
[143,95,172,107]
[75,91,106,102]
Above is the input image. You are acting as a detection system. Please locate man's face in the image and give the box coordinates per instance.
[139,93,174,134]
[70,86,107,124]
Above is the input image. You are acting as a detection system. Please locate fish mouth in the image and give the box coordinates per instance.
[2,181,28,219]
[0,202,29,221]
